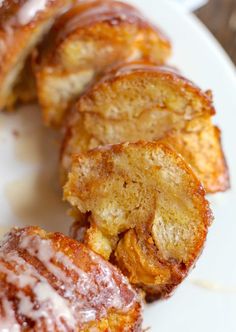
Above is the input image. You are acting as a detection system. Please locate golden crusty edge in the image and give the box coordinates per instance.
[61,62,229,193]
[0,0,74,109]
[64,141,213,300]
[34,0,171,126]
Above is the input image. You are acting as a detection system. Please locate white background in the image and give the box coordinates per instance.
[173,0,208,11]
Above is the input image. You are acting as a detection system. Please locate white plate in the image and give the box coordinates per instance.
[0,0,236,331]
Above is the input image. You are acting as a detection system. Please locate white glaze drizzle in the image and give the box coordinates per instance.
[0,297,20,331]
[0,250,75,331]
[58,0,148,41]
[0,229,138,330]
[17,0,48,25]
[20,234,134,312]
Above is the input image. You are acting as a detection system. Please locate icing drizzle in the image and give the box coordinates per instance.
[17,0,48,25]
[57,0,154,41]
[0,228,139,330]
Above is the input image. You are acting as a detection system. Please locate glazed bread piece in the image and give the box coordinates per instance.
[0,0,74,110]
[0,226,142,331]
[64,141,212,300]
[34,0,171,126]
[62,62,229,193]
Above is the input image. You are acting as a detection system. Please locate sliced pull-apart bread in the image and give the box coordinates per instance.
[159,116,229,194]
[34,0,171,126]
[0,0,74,110]
[0,226,142,331]
[62,62,229,193]
[64,141,212,300]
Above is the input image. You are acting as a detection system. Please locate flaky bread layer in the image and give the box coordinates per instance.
[61,63,229,192]
[77,63,214,120]
[34,0,171,126]
[64,141,212,299]
[159,116,230,193]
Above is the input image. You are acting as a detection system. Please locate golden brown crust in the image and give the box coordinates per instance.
[76,62,215,120]
[64,141,212,299]
[0,226,142,331]
[0,0,74,109]
[34,0,171,126]
[61,62,229,193]
[159,117,230,193]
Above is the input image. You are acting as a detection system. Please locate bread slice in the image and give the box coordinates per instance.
[159,116,229,193]
[34,0,171,126]
[0,226,142,331]
[64,141,212,300]
[0,0,73,110]
[61,62,229,192]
